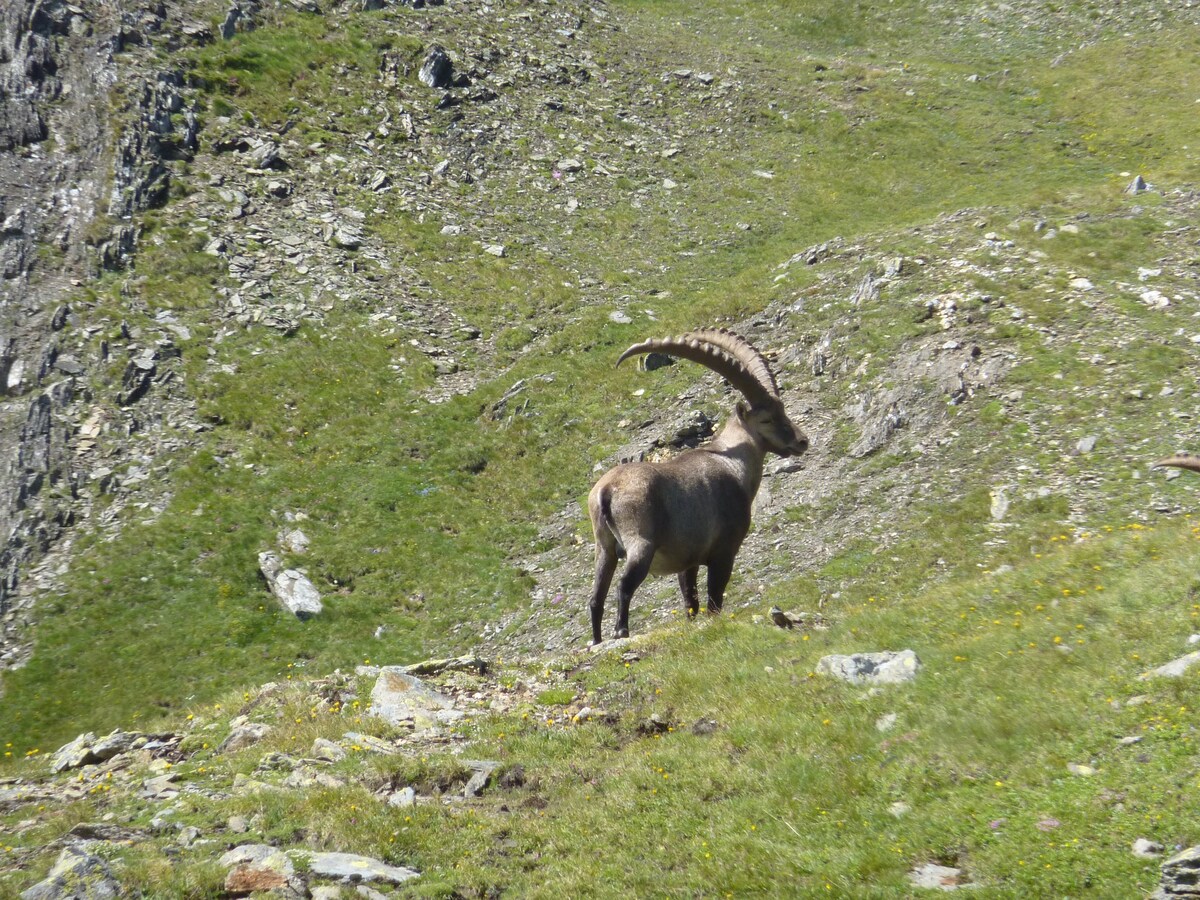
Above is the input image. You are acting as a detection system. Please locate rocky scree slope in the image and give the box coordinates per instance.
[2,0,1200,702]
[503,190,1200,656]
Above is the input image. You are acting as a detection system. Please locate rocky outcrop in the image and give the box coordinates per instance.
[0,0,200,669]
[19,845,120,900]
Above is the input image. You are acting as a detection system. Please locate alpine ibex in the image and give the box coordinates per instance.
[587,330,810,645]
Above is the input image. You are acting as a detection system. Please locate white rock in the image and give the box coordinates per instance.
[817,650,921,685]
[258,551,323,619]
[908,862,963,890]
[1133,838,1164,858]
[296,852,419,886]
[1140,651,1200,679]
[279,528,310,554]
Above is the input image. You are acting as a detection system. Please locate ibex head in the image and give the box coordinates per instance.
[617,328,809,458]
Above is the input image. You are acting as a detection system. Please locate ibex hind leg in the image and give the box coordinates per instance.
[705,555,735,616]
[588,545,617,646]
[614,544,654,639]
[679,567,700,618]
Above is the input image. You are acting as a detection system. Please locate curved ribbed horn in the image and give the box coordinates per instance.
[1153,454,1200,473]
[617,329,778,406]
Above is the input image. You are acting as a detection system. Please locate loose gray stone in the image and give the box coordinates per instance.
[1076,435,1098,454]
[141,773,180,800]
[259,551,323,619]
[228,816,250,834]
[1126,174,1149,194]
[218,721,271,753]
[387,786,416,808]
[1135,838,1165,858]
[418,45,454,89]
[989,488,1009,522]
[222,844,303,898]
[21,846,120,900]
[330,224,363,250]
[297,852,419,886]
[462,759,500,798]
[90,729,149,761]
[401,655,488,676]
[367,668,454,726]
[312,737,347,762]
[220,843,290,869]
[49,732,97,773]
[246,139,284,170]
[280,528,310,554]
[817,650,921,685]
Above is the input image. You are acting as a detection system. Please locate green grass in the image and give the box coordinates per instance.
[5,520,1199,896]
[4,1,1200,868]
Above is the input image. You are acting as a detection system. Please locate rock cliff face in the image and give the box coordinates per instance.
[0,0,196,666]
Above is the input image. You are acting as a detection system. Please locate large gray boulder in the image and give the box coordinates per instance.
[367,668,455,727]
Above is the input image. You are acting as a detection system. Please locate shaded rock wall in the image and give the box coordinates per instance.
[0,0,195,665]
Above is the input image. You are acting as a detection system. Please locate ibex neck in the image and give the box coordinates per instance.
[708,418,767,498]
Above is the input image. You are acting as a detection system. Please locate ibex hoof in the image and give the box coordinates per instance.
[613,627,629,639]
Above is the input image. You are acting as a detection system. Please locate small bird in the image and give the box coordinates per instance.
[769,605,794,629]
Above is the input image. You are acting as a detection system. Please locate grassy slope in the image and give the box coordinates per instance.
[3,0,1200,893]
[4,0,1193,748]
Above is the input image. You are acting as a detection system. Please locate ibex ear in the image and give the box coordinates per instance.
[735,400,750,418]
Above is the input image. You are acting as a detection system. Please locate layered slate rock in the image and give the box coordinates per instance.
[1154,846,1200,899]
[50,729,162,772]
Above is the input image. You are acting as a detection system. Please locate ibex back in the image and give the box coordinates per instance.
[587,330,809,645]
